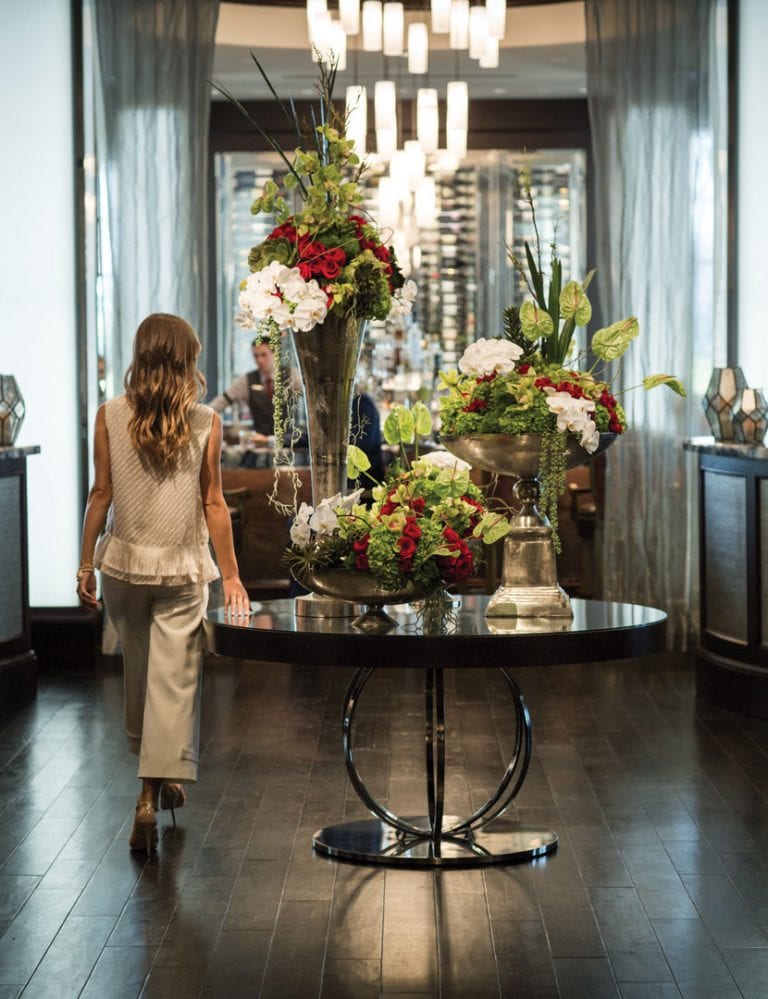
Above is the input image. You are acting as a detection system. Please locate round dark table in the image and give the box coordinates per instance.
[205,595,666,867]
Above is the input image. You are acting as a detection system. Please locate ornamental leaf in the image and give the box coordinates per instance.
[383,405,415,445]
[347,444,371,479]
[412,401,433,436]
[520,301,555,341]
[591,317,640,360]
[642,374,688,397]
[475,512,513,545]
[559,280,592,326]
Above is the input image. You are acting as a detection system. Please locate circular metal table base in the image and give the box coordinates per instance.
[313,816,558,867]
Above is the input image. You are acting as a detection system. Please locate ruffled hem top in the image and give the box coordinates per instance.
[94,396,221,587]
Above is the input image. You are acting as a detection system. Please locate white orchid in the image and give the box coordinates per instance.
[458,337,523,378]
[544,390,599,453]
[237,264,329,333]
[386,279,418,321]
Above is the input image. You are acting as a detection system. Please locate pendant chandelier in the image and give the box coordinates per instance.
[311,0,508,162]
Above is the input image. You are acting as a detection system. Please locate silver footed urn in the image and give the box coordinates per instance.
[441,433,615,618]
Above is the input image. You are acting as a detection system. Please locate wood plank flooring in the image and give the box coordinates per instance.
[2,648,768,997]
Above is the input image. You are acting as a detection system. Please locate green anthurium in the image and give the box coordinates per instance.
[642,374,688,397]
[383,405,415,445]
[474,512,512,545]
[412,401,433,436]
[591,317,640,360]
[520,301,555,341]
[559,281,592,326]
[347,444,371,480]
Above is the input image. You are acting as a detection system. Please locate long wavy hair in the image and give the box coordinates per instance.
[124,313,206,473]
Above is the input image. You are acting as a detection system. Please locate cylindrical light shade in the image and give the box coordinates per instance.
[446,126,467,159]
[308,7,331,48]
[417,88,439,153]
[376,128,397,158]
[486,0,506,40]
[345,85,367,155]
[408,22,429,74]
[377,176,399,227]
[469,6,488,59]
[404,139,426,190]
[389,150,411,205]
[339,0,360,34]
[449,0,469,50]
[415,176,437,227]
[314,19,347,70]
[374,80,397,130]
[431,0,450,33]
[382,2,404,57]
[479,34,499,69]
[446,80,468,130]
[362,0,383,51]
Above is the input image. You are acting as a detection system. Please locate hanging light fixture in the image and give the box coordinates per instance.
[314,20,347,70]
[446,80,468,160]
[339,0,361,35]
[449,0,469,50]
[479,34,499,69]
[382,2,404,57]
[362,0,383,51]
[375,80,398,156]
[377,176,400,227]
[486,0,507,40]
[469,6,489,60]
[407,22,429,74]
[345,85,368,155]
[404,140,426,190]
[431,0,450,33]
[415,176,437,227]
[307,4,331,48]
[446,126,467,159]
[416,88,439,153]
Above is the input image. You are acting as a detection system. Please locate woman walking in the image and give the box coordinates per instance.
[77,313,250,853]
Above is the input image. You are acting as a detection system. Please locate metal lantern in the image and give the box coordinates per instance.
[702,366,747,441]
[732,387,768,444]
[0,375,25,446]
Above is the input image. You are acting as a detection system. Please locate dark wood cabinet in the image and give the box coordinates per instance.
[685,437,768,715]
[0,446,39,707]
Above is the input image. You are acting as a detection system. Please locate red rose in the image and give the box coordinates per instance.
[517,363,531,374]
[534,377,553,389]
[478,371,497,383]
[268,223,296,241]
[380,502,396,516]
[298,240,324,262]
[373,244,391,262]
[410,497,425,514]
[403,520,422,540]
[452,554,474,580]
[349,214,367,229]
[466,398,487,412]
[443,527,460,543]
[600,390,617,409]
[608,417,623,433]
[355,553,370,570]
[398,536,417,558]
[318,257,342,279]
[352,536,370,552]
[297,262,313,281]
[398,557,413,573]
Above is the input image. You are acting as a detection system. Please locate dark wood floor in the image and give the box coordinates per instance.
[2,647,768,997]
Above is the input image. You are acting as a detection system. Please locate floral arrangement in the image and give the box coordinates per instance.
[286,405,511,593]
[223,60,417,335]
[438,168,685,545]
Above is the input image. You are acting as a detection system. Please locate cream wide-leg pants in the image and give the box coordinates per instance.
[101,574,209,783]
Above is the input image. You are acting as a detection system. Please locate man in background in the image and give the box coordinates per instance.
[209,335,275,437]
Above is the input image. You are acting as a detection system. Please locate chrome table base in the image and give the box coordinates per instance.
[314,664,558,867]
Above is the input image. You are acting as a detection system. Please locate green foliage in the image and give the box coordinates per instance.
[591,317,640,361]
[642,374,688,397]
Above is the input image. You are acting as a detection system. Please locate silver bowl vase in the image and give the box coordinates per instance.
[441,432,616,619]
[293,567,431,633]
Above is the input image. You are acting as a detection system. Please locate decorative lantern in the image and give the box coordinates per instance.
[702,366,747,441]
[732,387,768,444]
[0,375,25,446]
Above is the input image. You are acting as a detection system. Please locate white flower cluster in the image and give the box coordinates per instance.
[237,261,329,334]
[458,337,523,378]
[544,390,600,452]
[289,488,364,550]
[386,279,418,321]
[418,450,471,473]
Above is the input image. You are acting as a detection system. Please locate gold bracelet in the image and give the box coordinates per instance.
[76,566,95,581]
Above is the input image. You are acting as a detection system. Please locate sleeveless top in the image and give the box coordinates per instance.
[94,395,220,585]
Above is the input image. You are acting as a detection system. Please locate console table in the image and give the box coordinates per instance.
[684,437,768,715]
[0,445,40,706]
[205,596,665,867]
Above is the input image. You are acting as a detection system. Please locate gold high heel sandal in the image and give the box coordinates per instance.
[129,801,158,853]
[159,782,186,828]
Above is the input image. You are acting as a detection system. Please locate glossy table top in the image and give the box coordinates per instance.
[205,595,666,670]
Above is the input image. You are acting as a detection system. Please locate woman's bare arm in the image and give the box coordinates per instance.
[200,413,250,613]
[77,405,112,609]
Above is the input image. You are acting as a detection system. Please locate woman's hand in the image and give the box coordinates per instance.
[223,576,251,618]
[77,570,99,611]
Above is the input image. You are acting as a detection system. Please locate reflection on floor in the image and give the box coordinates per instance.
[1,651,768,997]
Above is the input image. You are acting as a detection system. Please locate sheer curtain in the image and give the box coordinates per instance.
[585,0,727,647]
[90,0,219,383]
